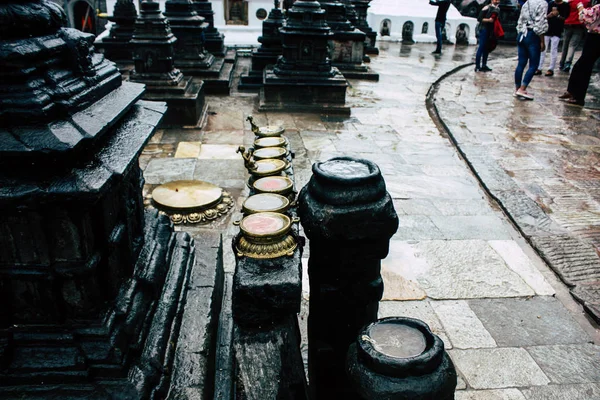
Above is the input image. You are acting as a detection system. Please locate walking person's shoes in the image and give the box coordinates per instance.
[516,89,534,100]
[545,70,554,76]
[475,67,482,72]
[480,66,492,72]
[562,62,571,72]
[565,98,584,106]
[534,69,542,75]
[558,91,574,100]
[432,50,442,55]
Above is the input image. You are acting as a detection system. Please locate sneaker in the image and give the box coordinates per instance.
[545,70,554,76]
[564,62,572,71]
[480,66,492,72]
[534,69,542,75]
[516,89,534,100]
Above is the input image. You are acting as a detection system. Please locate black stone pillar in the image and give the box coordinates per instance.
[192,0,225,55]
[95,0,137,61]
[260,0,350,114]
[351,0,379,54]
[298,157,399,399]
[238,0,285,89]
[347,318,457,399]
[164,0,216,74]
[130,0,206,125]
[0,0,197,396]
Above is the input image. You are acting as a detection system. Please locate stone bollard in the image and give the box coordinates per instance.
[346,317,457,399]
[298,156,399,399]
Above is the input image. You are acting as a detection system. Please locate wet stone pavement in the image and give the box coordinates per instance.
[141,42,600,398]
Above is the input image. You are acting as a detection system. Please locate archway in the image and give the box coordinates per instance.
[422,22,428,34]
[380,19,391,37]
[72,1,96,34]
[402,21,414,44]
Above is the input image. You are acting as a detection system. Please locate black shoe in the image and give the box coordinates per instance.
[480,66,492,72]
[475,67,482,72]
[432,50,442,55]
[534,69,542,75]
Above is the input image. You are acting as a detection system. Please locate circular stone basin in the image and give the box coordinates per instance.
[320,159,371,178]
[367,321,427,359]
[243,193,289,214]
[253,159,287,175]
[253,176,294,193]
[254,136,287,148]
[240,212,290,237]
[253,147,287,160]
[152,180,222,210]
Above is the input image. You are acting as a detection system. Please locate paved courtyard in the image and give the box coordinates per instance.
[141,42,600,398]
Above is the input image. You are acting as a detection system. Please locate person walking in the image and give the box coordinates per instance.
[536,0,570,76]
[476,0,501,72]
[559,0,591,71]
[558,3,600,106]
[514,0,549,100]
[431,0,451,54]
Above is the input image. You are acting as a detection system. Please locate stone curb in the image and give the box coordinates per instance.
[426,61,600,325]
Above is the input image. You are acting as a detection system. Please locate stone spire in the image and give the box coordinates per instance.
[191,0,225,55]
[95,0,138,61]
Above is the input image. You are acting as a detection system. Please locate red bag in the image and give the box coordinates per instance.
[494,18,505,39]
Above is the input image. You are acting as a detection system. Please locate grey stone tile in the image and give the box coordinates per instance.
[393,198,441,216]
[378,300,452,349]
[527,344,600,384]
[455,389,526,400]
[392,215,445,240]
[385,175,483,200]
[408,240,533,299]
[449,348,550,389]
[143,158,196,185]
[468,297,591,347]
[431,300,496,349]
[430,216,512,240]
[192,159,247,190]
[381,241,427,301]
[430,199,494,216]
[521,383,600,400]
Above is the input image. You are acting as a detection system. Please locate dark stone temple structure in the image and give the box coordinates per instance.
[238,0,285,89]
[130,0,206,125]
[0,0,205,397]
[192,0,226,55]
[95,0,137,62]
[351,0,378,54]
[260,0,350,114]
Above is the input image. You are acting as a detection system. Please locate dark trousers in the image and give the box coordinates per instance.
[476,28,490,69]
[514,30,541,89]
[435,21,443,52]
[567,33,600,103]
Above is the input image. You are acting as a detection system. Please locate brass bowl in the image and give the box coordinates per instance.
[242,193,290,215]
[254,136,288,149]
[253,147,288,161]
[235,212,298,258]
[249,158,288,177]
[254,125,285,138]
[253,176,294,197]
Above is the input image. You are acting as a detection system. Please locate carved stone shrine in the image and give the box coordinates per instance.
[95,0,138,62]
[130,0,206,126]
[0,0,199,397]
[259,0,350,114]
[192,0,226,55]
[238,0,285,89]
[351,0,379,55]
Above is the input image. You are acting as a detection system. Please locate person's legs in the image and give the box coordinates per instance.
[434,21,443,53]
[548,36,560,71]
[514,39,529,89]
[567,34,600,103]
[566,27,584,66]
[538,35,549,71]
[523,32,541,88]
[560,26,574,68]
[475,28,488,69]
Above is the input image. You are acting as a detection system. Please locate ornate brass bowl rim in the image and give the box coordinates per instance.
[254,136,288,149]
[238,211,293,239]
[253,147,288,160]
[242,193,290,215]
[254,125,285,137]
[250,158,288,177]
[235,234,298,259]
[253,176,294,195]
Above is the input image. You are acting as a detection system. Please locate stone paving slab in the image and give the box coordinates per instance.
[527,344,600,384]
[521,383,600,400]
[455,389,526,400]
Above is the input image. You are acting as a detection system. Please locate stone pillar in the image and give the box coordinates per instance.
[95,0,138,61]
[238,0,285,89]
[260,0,350,114]
[164,0,216,74]
[192,0,226,55]
[347,317,457,399]
[130,0,206,126]
[351,0,379,55]
[0,0,196,396]
[297,157,398,399]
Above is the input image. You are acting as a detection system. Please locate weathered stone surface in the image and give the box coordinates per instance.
[430,199,495,216]
[455,389,526,400]
[469,297,590,347]
[392,215,445,240]
[431,300,496,349]
[144,158,197,184]
[488,240,555,296]
[192,159,247,189]
[521,383,600,400]
[526,344,600,384]
[449,348,550,389]
[429,216,512,240]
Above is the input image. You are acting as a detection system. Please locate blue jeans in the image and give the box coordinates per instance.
[435,21,443,52]
[514,30,541,89]
[476,28,489,69]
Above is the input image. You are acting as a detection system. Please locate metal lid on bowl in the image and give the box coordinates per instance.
[239,212,291,238]
[152,180,223,210]
[253,147,287,160]
[242,193,290,215]
[254,136,287,149]
[253,176,294,194]
[251,158,287,176]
